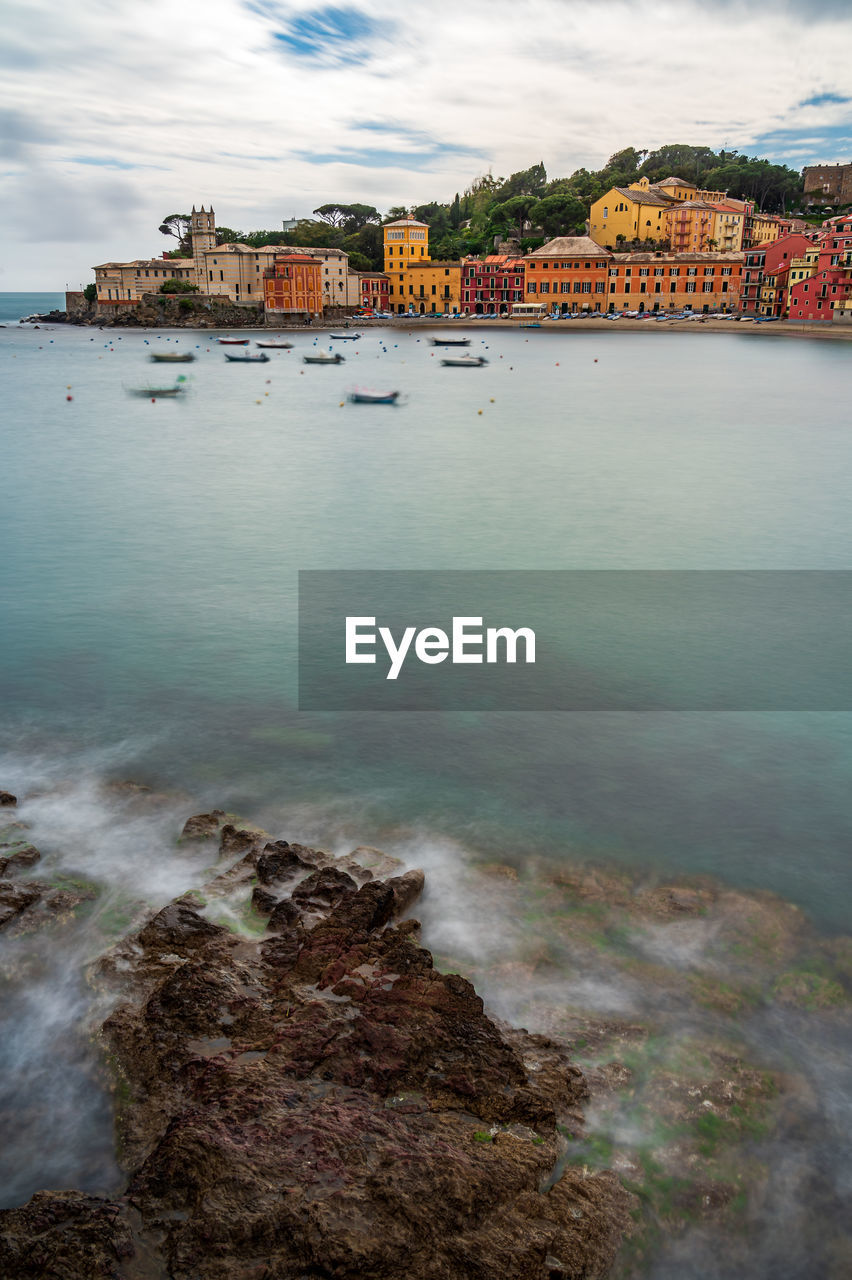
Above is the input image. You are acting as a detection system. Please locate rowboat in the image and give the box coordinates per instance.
[150,352,195,363]
[303,353,345,365]
[440,355,488,367]
[256,340,294,349]
[217,337,250,345]
[347,389,400,404]
[428,336,470,346]
[330,332,361,340]
[224,352,270,363]
[126,377,189,397]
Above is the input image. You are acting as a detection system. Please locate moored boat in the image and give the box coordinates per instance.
[428,336,471,346]
[303,353,345,365]
[440,355,488,367]
[255,340,294,349]
[330,332,361,340]
[126,376,189,397]
[347,389,401,404]
[150,352,195,363]
[217,337,250,345]
[224,352,270,363]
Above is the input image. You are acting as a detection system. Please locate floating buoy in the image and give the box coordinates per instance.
[490,398,495,403]
[478,409,483,415]
[339,402,344,407]
[151,397,156,402]
[594,358,598,363]
[66,395,72,401]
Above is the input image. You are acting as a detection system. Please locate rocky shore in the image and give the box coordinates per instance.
[0,805,633,1279]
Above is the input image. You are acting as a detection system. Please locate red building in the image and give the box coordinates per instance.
[263,253,323,317]
[740,233,814,316]
[353,272,389,312]
[461,254,525,315]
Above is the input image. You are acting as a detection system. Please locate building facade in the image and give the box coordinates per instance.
[524,238,611,310]
[604,252,742,312]
[802,163,852,208]
[263,254,323,317]
[461,255,525,315]
[350,272,390,311]
[93,257,196,304]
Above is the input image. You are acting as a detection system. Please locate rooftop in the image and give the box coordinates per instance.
[528,236,613,258]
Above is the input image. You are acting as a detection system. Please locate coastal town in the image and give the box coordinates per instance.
[76,160,852,329]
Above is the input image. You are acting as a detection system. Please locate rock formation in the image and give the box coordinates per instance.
[0,819,633,1279]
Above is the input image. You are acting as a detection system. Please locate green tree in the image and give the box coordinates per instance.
[158,213,192,255]
[159,279,199,293]
[529,193,587,238]
[83,283,97,304]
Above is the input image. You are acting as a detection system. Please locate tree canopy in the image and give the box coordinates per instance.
[155,143,807,275]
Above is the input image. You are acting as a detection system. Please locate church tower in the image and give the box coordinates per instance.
[190,206,216,290]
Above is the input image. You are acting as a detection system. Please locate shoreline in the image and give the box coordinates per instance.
[17,310,852,342]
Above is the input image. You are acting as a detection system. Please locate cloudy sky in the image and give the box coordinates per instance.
[2,0,852,290]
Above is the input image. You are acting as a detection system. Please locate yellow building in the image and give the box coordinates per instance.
[750,213,781,245]
[383,218,429,275]
[590,176,740,250]
[589,178,672,247]
[394,261,461,314]
[788,246,819,291]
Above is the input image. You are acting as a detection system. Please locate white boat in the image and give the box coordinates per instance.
[330,332,361,340]
[428,336,471,346]
[303,352,345,365]
[440,355,488,367]
[347,389,401,404]
[256,340,294,349]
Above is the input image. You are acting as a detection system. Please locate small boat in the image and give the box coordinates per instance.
[150,352,195,363]
[330,332,361,340]
[256,340,294,349]
[217,337,250,345]
[440,355,489,367]
[303,352,345,365]
[428,336,471,346]
[126,377,189,398]
[224,351,270,363]
[347,389,401,405]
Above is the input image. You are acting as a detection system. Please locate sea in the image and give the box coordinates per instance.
[1,295,850,1275]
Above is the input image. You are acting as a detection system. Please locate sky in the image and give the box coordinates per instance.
[2,0,852,290]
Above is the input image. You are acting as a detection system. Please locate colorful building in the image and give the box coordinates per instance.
[350,271,389,311]
[590,176,729,249]
[605,252,742,312]
[740,233,814,315]
[263,253,323,318]
[787,217,852,321]
[461,255,525,315]
[524,238,611,311]
[383,219,429,274]
[396,261,462,314]
[93,257,196,304]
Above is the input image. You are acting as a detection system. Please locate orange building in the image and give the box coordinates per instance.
[264,253,323,318]
[524,236,612,311]
[606,252,742,312]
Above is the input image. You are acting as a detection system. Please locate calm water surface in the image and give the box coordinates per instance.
[1,319,851,1255]
[2,320,851,923]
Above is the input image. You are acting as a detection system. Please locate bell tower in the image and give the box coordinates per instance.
[190,206,216,289]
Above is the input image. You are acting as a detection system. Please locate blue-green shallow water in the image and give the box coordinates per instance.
[2,320,851,1262]
[0,291,65,322]
[2,322,851,926]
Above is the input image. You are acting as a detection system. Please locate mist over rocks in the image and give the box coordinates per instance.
[0,811,635,1280]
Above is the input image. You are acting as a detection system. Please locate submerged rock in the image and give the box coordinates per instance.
[0,791,17,807]
[0,822,634,1279]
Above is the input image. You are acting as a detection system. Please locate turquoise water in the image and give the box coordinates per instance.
[0,291,65,322]
[2,319,851,1260]
[2,321,852,926]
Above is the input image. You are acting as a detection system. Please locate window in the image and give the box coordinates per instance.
[639,268,649,277]
[625,268,632,277]
[595,281,605,293]
[687,267,697,276]
[670,267,679,277]
[582,282,591,293]
[528,282,537,293]
[654,267,663,276]
[540,281,550,293]
[561,282,571,293]
[686,282,696,293]
[603,207,608,218]
[703,281,713,292]
[704,267,714,276]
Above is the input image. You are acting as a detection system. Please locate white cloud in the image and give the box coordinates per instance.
[2,0,852,287]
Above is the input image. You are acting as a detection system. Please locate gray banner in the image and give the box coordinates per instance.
[298,571,852,710]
